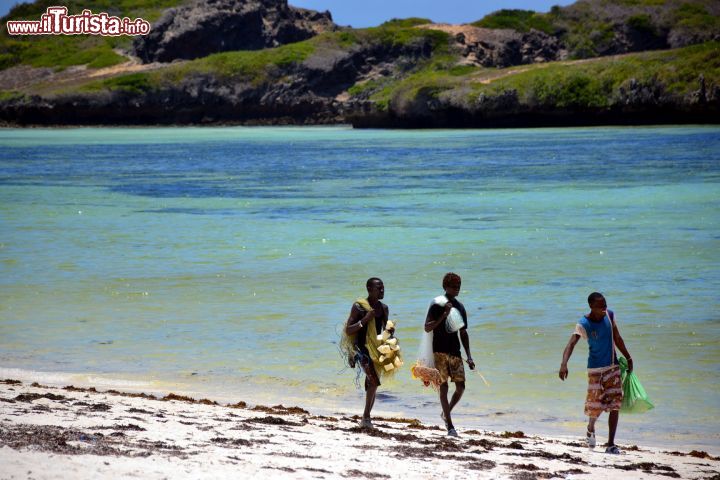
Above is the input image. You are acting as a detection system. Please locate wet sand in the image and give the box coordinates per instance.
[1,379,718,479]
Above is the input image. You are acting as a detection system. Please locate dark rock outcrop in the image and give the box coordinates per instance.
[668,26,720,49]
[133,0,336,63]
[474,29,564,66]
[616,78,667,107]
[424,25,564,68]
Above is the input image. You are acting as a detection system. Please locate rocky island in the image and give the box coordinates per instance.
[0,0,718,127]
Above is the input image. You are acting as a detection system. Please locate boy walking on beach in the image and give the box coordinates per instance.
[344,277,390,429]
[425,272,475,437]
[559,292,633,454]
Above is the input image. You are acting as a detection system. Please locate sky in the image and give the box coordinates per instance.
[288,0,576,27]
[1,0,22,19]
[1,0,576,25]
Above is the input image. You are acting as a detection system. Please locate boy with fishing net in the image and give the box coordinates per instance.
[340,277,402,429]
[422,272,475,437]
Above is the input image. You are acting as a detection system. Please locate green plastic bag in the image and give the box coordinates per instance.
[618,357,654,414]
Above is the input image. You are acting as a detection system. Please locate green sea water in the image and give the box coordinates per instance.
[0,126,718,452]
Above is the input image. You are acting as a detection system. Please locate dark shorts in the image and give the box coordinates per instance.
[434,352,465,383]
[355,352,380,390]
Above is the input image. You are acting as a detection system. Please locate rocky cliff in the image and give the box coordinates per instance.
[133,0,336,63]
[418,24,566,67]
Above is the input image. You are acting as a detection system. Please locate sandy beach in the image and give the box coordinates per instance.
[1,379,717,479]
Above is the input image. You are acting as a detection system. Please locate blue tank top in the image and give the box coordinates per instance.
[578,312,617,369]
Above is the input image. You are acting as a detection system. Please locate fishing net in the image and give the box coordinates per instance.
[410,298,443,390]
[339,297,402,380]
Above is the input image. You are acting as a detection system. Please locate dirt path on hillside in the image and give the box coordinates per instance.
[0,49,178,94]
[468,53,634,84]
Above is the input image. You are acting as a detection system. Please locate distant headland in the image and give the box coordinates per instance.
[0,0,718,128]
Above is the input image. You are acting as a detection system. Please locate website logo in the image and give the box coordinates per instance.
[6,6,151,36]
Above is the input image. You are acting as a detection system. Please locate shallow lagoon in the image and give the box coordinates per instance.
[1,126,718,451]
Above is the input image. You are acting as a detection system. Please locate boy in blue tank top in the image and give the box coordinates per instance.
[559,292,634,454]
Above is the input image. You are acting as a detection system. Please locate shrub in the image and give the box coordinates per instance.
[626,14,656,34]
[363,25,449,50]
[472,9,557,35]
[102,72,152,93]
[380,18,433,28]
[0,90,24,101]
[673,3,719,30]
[449,65,477,76]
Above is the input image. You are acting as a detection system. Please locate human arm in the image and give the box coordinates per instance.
[611,317,633,373]
[559,333,580,380]
[383,305,395,335]
[345,303,374,335]
[459,328,474,370]
[424,302,452,332]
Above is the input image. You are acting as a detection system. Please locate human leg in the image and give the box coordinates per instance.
[445,354,466,434]
[358,354,380,427]
[586,416,597,448]
[438,382,459,436]
[439,382,452,427]
[588,415,597,433]
[601,366,622,449]
[434,353,454,430]
[363,379,378,421]
[607,410,619,446]
[585,370,602,448]
[449,381,465,412]
[441,381,465,437]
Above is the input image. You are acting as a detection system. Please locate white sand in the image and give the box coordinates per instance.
[1,380,718,479]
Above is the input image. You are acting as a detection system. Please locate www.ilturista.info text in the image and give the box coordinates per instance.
[6,7,150,36]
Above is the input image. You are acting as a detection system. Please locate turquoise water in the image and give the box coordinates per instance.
[1,126,718,451]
